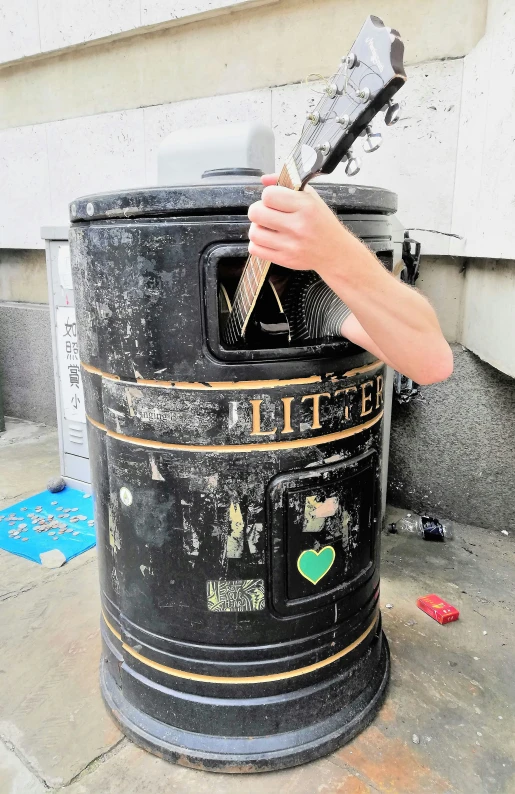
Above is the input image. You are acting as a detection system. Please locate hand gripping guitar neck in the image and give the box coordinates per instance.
[222,15,406,349]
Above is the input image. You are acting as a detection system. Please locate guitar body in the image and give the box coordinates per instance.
[219,278,290,349]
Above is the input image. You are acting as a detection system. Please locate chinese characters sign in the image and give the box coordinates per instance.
[56,307,86,423]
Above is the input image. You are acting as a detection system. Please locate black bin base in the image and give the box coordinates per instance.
[100,634,390,774]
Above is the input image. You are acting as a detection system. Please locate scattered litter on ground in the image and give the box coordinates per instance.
[392,514,453,541]
[421,515,447,541]
[0,487,95,564]
[40,549,67,568]
[417,594,460,624]
[412,734,420,744]
[385,603,394,609]
[501,530,509,536]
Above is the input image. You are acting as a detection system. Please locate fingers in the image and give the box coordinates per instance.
[303,183,317,196]
[248,222,280,250]
[261,173,279,186]
[262,185,306,212]
[248,201,292,232]
[248,240,279,261]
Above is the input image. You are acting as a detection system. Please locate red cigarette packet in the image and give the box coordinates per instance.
[416,594,460,625]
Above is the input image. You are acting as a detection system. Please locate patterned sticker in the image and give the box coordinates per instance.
[206,579,265,612]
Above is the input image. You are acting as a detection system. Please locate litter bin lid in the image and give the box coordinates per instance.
[69,180,397,222]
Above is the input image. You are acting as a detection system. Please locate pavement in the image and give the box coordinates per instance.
[0,417,514,794]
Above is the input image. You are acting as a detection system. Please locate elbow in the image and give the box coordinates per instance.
[416,343,454,386]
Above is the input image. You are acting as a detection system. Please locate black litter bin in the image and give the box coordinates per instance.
[69,173,396,773]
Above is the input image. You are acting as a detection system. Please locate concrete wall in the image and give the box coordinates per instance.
[387,254,515,532]
[461,259,515,378]
[415,254,515,379]
[451,0,515,260]
[388,344,515,533]
[0,249,48,304]
[0,303,56,425]
[0,0,486,252]
[0,250,54,425]
[0,62,467,251]
[415,256,465,344]
[0,0,277,65]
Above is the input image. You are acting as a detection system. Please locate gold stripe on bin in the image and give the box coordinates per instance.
[101,608,379,684]
[87,410,383,452]
[102,610,122,641]
[87,415,108,432]
[81,361,120,380]
[80,359,383,390]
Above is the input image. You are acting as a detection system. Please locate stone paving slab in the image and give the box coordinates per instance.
[0,418,56,448]
[62,514,514,794]
[65,743,373,794]
[0,740,46,794]
[0,557,122,788]
[0,548,97,603]
[0,420,59,511]
[365,513,515,794]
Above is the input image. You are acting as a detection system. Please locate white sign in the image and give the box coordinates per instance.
[56,307,86,423]
[57,244,74,290]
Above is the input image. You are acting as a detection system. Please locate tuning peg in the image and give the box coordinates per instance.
[342,149,361,177]
[335,114,350,128]
[356,87,371,104]
[362,125,382,153]
[324,82,338,98]
[384,99,400,126]
[316,141,332,156]
[341,53,359,69]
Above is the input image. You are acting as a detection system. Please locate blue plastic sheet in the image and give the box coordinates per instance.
[0,487,96,564]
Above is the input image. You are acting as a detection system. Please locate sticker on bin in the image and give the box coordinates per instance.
[416,594,460,625]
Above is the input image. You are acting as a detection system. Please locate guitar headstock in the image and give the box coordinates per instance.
[290,15,406,184]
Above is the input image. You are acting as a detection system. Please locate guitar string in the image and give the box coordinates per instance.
[296,46,388,153]
[226,91,359,340]
[226,79,373,340]
[299,65,384,160]
[232,63,374,327]
[229,143,303,325]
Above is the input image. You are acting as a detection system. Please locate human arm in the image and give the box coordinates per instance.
[247,175,453,385]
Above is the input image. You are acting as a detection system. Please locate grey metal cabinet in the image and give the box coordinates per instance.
[42,226,91,491]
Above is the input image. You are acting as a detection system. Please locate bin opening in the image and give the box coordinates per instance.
[211,248,393,358]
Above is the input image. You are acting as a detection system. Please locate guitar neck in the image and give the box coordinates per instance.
[223,159,302,346]
[221,15,407,346]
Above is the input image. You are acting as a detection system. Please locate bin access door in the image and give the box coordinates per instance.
[268,450,378,617]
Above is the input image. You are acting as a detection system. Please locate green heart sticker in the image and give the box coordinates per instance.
[297,546,336,585]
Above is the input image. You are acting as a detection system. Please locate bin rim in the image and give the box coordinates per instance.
[69,182,397,223]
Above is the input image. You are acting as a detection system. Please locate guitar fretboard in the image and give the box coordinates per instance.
[223,158,301,346]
